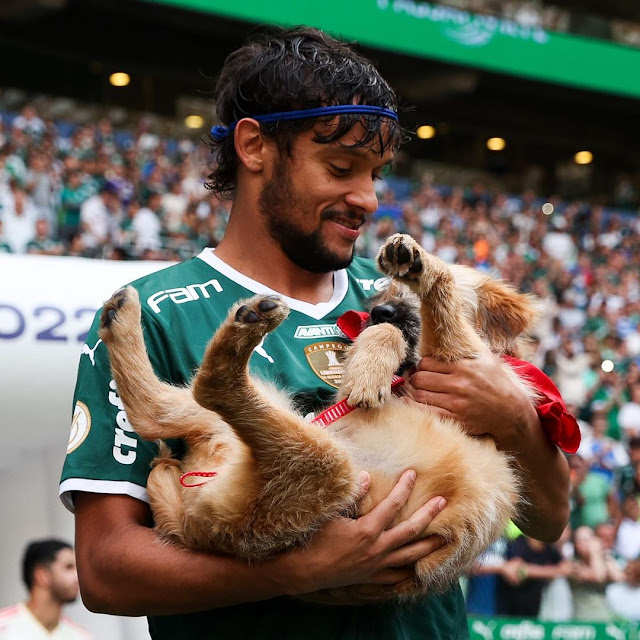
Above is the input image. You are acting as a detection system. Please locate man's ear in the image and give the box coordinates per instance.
[234,118,266,173]
[475,278,540,353]
[32,565,51,590]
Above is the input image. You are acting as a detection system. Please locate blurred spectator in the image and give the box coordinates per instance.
[26,218,64,256]
[554,339,593,407]
[1,186,38,253]
[538,524,575,621]
[569,454,617,530]
[605,559,640,622]
[0,538,91,639]
[161,178,188,233]
[496,535,571,617]
[618,383,640,442]
[465,538,508,616]
[570,525,619,622]
[578,410,630,480]
[12,103,45,139]
[58,169,91,242]
[79,182,120,257]
[616,437,640,499]
[615,494,640,562]
[0,219,12,252]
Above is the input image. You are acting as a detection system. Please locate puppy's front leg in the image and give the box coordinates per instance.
[378,234,484,362]
[339,324,406,409]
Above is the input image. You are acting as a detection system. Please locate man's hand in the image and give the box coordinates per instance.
[409,345,537,447]
[279,469,447,595]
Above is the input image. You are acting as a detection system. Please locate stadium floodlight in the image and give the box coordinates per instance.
[574,150,593,165]
[184,115,204,129]
[416,125,436,139]
[486,137,506,151]
[109,72,130,87]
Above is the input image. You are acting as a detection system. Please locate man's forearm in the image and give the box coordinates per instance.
[504,403,570,542]
[78,522,299,615]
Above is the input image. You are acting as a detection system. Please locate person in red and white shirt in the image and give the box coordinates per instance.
[0,539,91,640]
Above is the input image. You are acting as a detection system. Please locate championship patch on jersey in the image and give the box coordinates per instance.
[67,401,91,453]
[304,341,348,388]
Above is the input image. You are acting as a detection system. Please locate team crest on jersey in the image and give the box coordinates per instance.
[67,401,91,454]
[304,341,348,388]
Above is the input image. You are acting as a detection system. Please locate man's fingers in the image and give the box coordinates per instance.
[382,496,447,549]
[356,471,371,501]
[415,357,455,373]
[384,534,446,568]
[406,387,456,416]
[410,370,458,396]
[360,469,417,532]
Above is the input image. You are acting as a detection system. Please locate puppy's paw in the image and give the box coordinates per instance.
[234,295,289,334]
[377,234,424,280]
[99,286,141,339]
[347,381,391,410]
[342,360,392,410]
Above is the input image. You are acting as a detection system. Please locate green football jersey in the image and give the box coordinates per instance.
[60,249,469,640]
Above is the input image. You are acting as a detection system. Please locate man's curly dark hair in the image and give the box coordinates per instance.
[205,26,406,198]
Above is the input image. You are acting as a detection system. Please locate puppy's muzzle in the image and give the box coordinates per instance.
[370,304,398,324]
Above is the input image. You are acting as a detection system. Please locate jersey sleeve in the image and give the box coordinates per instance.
[59,292,173,512]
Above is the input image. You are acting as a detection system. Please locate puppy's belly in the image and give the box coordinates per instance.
[333,398,512,526]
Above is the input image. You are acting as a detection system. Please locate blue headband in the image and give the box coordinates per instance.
[210,104,398,142]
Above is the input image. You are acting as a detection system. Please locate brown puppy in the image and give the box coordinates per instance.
[99,233,538,602]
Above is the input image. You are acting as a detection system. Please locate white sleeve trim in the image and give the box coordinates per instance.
[59,478,150,513]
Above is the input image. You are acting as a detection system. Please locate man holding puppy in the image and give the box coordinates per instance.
[60,26,570,639]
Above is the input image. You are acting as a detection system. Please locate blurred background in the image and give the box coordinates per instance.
[1,0,639,638]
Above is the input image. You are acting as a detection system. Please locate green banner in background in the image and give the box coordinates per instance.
[468,617,639,640]
[147,0,640,99]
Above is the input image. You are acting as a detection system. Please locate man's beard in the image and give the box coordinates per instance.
[258,159,356,274]
[51,582,78,605]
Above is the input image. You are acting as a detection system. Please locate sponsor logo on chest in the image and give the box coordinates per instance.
[294,324,344,339]
[147,279,223,314]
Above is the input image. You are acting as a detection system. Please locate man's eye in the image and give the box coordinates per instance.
[374,165,392,180]
[329,164,350,176]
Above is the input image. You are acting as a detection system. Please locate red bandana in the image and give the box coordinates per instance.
[335,311,581,454]
[503,355,581,454]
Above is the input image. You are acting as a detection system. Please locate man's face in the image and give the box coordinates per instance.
[258,122,394,273]
[47,548,80,604]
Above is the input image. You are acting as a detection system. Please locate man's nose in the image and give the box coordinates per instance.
[344,176,379,215]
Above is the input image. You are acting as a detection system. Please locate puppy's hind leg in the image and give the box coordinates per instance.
[192,295,360,543]
[377,234,484,361]
[99,286,217,442]
[147,443,188,546]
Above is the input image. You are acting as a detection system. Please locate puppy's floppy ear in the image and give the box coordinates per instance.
[475,278,540,353]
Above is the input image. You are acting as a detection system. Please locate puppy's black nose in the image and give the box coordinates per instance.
[371,304,397,324]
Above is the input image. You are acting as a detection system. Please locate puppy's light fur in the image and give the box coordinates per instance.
[99,233,539,602]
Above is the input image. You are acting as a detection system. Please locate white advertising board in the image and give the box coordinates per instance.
[0,254,174,468]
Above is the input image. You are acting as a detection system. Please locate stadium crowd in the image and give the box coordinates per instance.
[1,103,639,623]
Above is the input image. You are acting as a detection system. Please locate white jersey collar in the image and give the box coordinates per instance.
[196,248,348,320]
